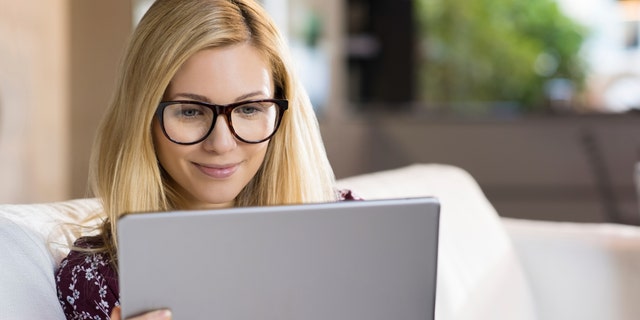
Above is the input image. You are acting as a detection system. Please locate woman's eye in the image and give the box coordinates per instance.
[174,104,206,118]
[241,107,258,114]
[236,105,262,115]
[182,108,200,117]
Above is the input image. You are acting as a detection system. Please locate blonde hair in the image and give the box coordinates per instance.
[88,0,337,264]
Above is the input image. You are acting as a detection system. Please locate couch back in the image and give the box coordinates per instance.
[0,164,537,320]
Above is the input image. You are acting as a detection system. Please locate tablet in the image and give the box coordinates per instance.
[117,197,440,319]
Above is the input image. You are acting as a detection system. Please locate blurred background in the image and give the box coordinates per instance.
[1,0,640,224]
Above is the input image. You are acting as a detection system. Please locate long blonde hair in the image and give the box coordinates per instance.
[88,0,337,264]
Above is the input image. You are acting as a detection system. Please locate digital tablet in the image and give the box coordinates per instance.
[117,197,440,320]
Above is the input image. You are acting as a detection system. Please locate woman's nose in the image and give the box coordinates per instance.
[202,116,237,153]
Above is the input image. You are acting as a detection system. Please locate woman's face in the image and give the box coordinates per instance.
[154,43,274,209]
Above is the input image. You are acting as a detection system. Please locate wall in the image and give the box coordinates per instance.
[69,0,132,198]
[0,1,132,203]
[0,1,69,203]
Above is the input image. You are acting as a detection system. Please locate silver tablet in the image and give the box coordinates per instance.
[118,197,440,320]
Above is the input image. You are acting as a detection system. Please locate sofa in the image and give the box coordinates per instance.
[1,163,639,320]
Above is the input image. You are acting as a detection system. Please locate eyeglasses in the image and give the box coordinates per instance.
[155,99,288,145]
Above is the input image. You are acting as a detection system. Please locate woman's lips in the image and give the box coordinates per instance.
[194,163,239,179]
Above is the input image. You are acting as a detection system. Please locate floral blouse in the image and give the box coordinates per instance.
[56,237,119,320]
[55,190,360,320]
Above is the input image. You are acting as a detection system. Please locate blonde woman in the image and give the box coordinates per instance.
[55,0,357,319]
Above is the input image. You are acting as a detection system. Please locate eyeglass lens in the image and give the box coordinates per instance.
[162,101,280,144]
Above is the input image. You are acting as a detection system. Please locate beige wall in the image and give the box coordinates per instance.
[69,0,132,198]
[0,1,69,203]
[0,1,132,203]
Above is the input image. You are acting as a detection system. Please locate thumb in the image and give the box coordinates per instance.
[110,306,122,320]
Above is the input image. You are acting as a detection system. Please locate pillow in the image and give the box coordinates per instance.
[0,217,66,319]
[0,199,101,319]
[0,199,102,263]
[336,163,537,320]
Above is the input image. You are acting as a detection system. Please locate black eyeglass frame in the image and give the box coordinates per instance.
[155,99,289,145]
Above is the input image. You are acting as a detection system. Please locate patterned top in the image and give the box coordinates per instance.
[55,190,360,320]
[56,238,119,320]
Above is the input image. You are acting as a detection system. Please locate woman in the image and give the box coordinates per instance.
[55,0,355,319]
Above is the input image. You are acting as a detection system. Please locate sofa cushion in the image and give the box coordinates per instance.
[504,218,640,320]
[336,163,537,320]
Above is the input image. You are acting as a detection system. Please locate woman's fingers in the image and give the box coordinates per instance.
[110,306,172,320]
[110,306,122,320]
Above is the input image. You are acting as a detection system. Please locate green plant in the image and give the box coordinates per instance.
[415,0,588,114]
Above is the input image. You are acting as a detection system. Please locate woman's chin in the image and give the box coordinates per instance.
[189,195,236,210]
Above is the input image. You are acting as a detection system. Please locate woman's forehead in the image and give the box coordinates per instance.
[166,44,274,103]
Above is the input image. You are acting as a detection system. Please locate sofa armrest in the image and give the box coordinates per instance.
[337,164,537,320]
[503,217,640,320]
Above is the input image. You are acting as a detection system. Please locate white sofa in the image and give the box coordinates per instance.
[1,164,639,320]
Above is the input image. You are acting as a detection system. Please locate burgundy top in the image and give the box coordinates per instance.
[55,190,360,319]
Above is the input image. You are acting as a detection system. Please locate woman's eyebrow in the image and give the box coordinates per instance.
[171,91,268,103]
[234,91,269,102]
[173,93,211,102]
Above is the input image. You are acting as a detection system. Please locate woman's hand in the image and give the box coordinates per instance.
[110,306,172,320]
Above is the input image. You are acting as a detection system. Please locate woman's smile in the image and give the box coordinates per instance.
[193,162,240,179]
